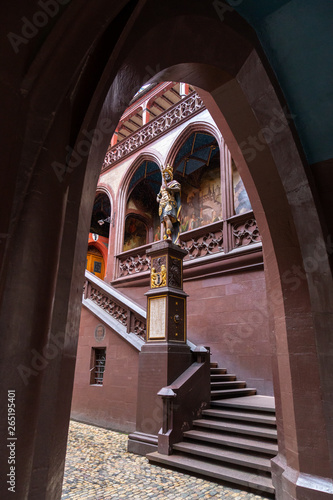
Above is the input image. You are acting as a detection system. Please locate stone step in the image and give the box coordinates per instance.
[202,408,276,425]
[173,441,272,472]
[147,451,274,494]
[210,367,227,374]
[210,374,237,381]
[183,429,278,455]
[211,381,247,389]
[211,395,275,412]
[192,419,278,440]
[211,388,257,399]
[210,362,218,368]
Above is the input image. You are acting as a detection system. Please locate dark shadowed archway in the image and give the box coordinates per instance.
[1,2,332,499]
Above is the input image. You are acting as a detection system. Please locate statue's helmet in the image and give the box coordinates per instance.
[162,164,173,181]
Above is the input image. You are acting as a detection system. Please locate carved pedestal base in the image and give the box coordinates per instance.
[128,342,191,456]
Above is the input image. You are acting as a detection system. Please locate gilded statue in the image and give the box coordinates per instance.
[157,164,181,244]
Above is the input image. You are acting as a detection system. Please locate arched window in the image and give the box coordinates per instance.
[90,192,111,238]
[123,160,162,251]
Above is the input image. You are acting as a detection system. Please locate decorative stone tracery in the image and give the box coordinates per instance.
[180,225,224,260]
[89,286,128,325]
[118,253,151,276]
[232,218,261,247]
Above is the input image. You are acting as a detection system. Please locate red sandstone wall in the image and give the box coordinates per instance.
[71,307,139,432]
[72,267,272,432]
[185,269,273,396]
[117,267,273,396]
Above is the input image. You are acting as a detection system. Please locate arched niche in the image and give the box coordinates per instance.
[120,157,162,252]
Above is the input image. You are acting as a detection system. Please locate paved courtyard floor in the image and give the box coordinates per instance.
[61,420,271,500]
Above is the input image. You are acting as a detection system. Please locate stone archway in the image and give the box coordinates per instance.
[1,2,332,499]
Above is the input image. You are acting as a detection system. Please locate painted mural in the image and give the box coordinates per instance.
[123,217,147,251]
[232,162,252,214]
[178,165,222,233]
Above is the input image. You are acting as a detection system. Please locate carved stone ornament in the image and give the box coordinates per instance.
[94,324,106,342]
[180,228,223,260]
[102,92,205,170]
[233,218,261,247]
[168,256,182,288]
[133,318,146,339]
[151,255,167,288]
[89,286,128,325]
[119,253,150,277]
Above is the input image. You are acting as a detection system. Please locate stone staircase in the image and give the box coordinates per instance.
[147,362,277,496]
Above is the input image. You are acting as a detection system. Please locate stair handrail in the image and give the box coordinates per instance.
[83,270,197,353]
[83,270,147,349]
[157,346,211,455]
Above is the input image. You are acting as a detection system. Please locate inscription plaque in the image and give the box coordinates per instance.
[148,296,166,340]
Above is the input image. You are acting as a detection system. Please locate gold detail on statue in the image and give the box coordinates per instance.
[156,163,181,244]
[151,264,167,288]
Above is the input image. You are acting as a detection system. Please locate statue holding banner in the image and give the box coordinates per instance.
[157,164,181,244]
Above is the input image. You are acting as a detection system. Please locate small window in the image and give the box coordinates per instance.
[93,261,102,274]
[90,348,106,385]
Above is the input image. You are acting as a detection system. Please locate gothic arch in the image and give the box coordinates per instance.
[116,152,162,255]
[166,120,221,168]
[1,2,333,498]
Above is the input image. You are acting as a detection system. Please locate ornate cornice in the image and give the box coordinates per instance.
[102,92,205,171]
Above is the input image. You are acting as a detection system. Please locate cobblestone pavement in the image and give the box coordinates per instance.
[62,421,271,500]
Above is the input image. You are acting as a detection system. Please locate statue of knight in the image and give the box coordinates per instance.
[157,164,181,244]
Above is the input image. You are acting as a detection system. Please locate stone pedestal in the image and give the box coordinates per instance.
[128,240,192,455]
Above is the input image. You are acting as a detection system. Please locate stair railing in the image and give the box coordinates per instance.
[157,346,211,455]
[83,270,146,343]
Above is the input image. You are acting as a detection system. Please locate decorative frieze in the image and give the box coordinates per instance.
[118,253,151,277]
[115,216,261,279]
[132,318,146,339]
[180,226,224,260]
[232,218,261,247]
[102,92,205,170]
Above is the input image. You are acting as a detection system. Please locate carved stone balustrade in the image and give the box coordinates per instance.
[83,270,146,341]
[102,92,205,170]
[114,213,261,281]
[180,221,224,260]
[117,243,151,278]
[231,214,261,247]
